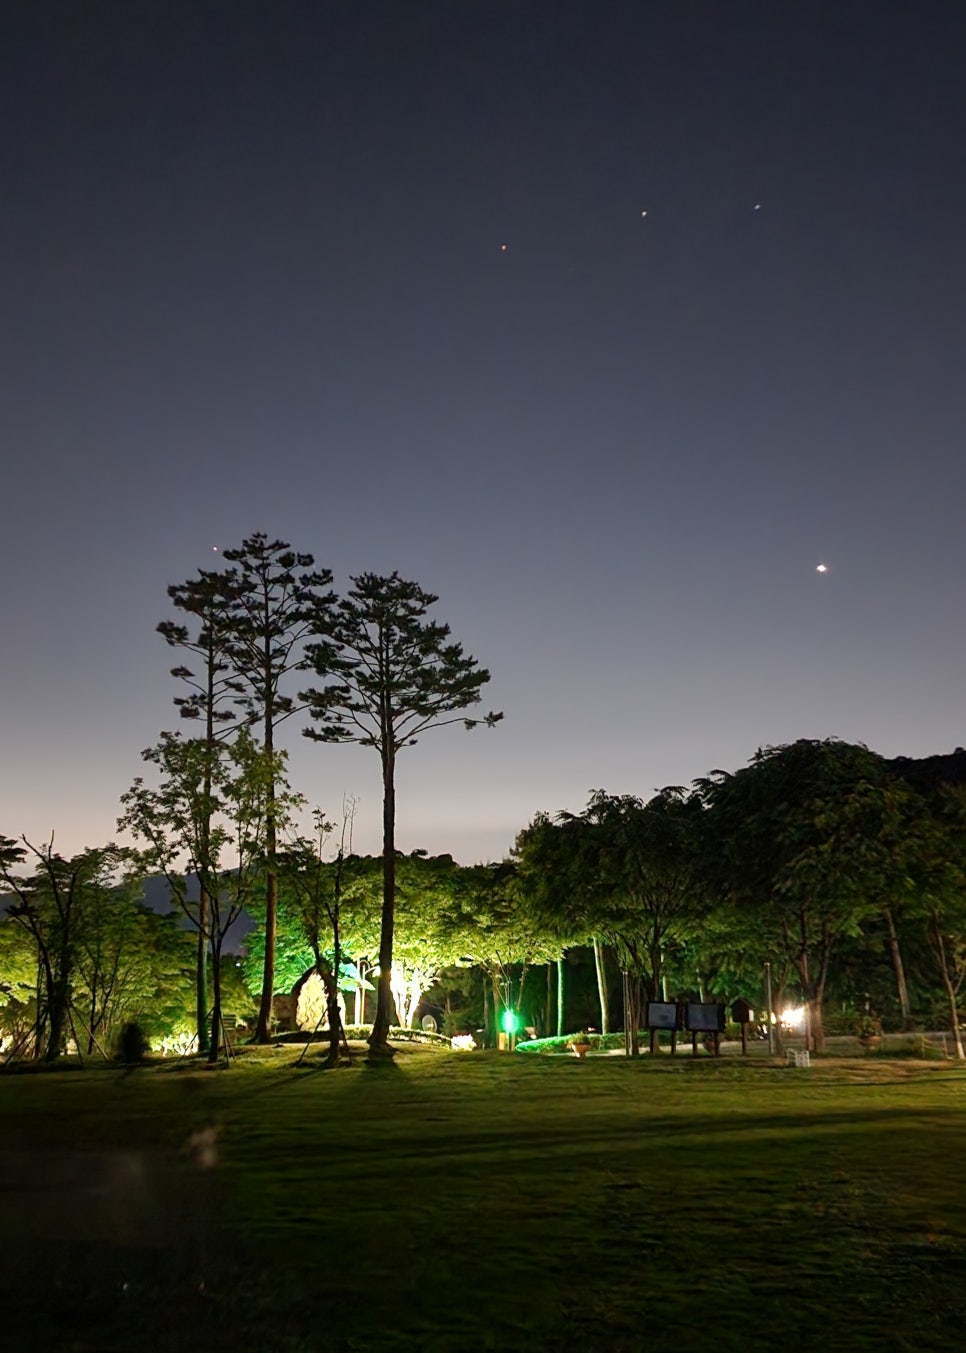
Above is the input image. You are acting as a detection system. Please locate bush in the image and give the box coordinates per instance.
[117,1022,150,1066]
[515,1032,626,1055]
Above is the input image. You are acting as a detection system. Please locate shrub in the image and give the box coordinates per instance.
[117,1022,150,1066]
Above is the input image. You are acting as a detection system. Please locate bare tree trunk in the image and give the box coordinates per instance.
[648,941,662,1005]
[208,939,223,1065]
[491,971,502,1041]
[771,978,786,1056]
[556,955,565,1038]
[196,889,210,1055]
[255,704,278,1044]
[813,943,833,1055]
[368,751,396,1058]
[592,937,610,1034]
[87,981,97,1056]
[323,972,343,1067]
[795,911,827,1055]
[325,990,343,1065]
[797,961,819,1053]
[883,905,911,1022]
[46,963,70,1063]
[625,971,642,1057]
[326,891,344,1066]
[932,918,965,1060]
[797,957,826,1054]
[197,666,215,1056]
[516,964,531,1029]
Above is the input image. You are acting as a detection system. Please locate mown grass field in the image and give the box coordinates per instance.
[2,1046,965,1351]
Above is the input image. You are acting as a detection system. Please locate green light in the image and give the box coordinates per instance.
[501,1008,519,1035]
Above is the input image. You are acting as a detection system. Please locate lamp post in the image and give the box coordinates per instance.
[500,1006,519,1051]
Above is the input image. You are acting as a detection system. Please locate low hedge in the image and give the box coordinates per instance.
[515,1032,627,1055]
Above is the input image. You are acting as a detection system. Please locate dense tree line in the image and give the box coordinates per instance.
[2,534,499,1064]
[3,532,965,1064]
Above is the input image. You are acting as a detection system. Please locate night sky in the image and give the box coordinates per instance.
[3,1,965,864]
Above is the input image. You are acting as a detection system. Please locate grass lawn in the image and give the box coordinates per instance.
[2,1046,965,1351]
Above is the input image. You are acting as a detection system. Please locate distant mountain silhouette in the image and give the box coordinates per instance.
[139,874,254,954]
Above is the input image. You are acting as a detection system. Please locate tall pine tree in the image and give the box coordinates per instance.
[302,572,500,1058]
[220,534,337,1042]
[158,568,239,1054]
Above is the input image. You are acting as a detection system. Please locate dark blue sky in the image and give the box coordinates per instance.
[3,0,965,861]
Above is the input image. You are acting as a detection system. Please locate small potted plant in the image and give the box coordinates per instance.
[569,1031,592,1059]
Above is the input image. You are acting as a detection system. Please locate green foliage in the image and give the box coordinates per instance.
[120,728,273,937]
[0,916,38,1047]
[248,849,487,1028]
[516,788,709,999]
[515,1031,622,1055]
[697,739,924,1047]
[120,727,285,1059]
[0,916,37,1008]
[0,839,141,1060]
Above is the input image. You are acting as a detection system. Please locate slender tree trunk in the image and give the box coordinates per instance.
[369,750,396,1057]
[46,948,70,1063]
[481,971,490,1048]
[796,951,826,1054]
[325,901,344,1066]
[932,917,965,1060]
[592,936,610,1034]
[625,971,642,1057]
[812,942,833,1055]
[34,950,45,1059]
[883,905,911,1022]
[544,963,553,1039]
[649,942,663,1005]
[323,971,343,1067]
[196,889,210,1055]
[556,955,565,1038]
[772,979,786,1056]
[255,710,278,1043]
[197,654,216,1056]
[405,975,422,1030]
[46,988,67,1061]
[517,964,528,1009]
[389,967,406,1028]
[208,939,222,1065]
[795,915,811,1053]
[87,981,97,1055]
